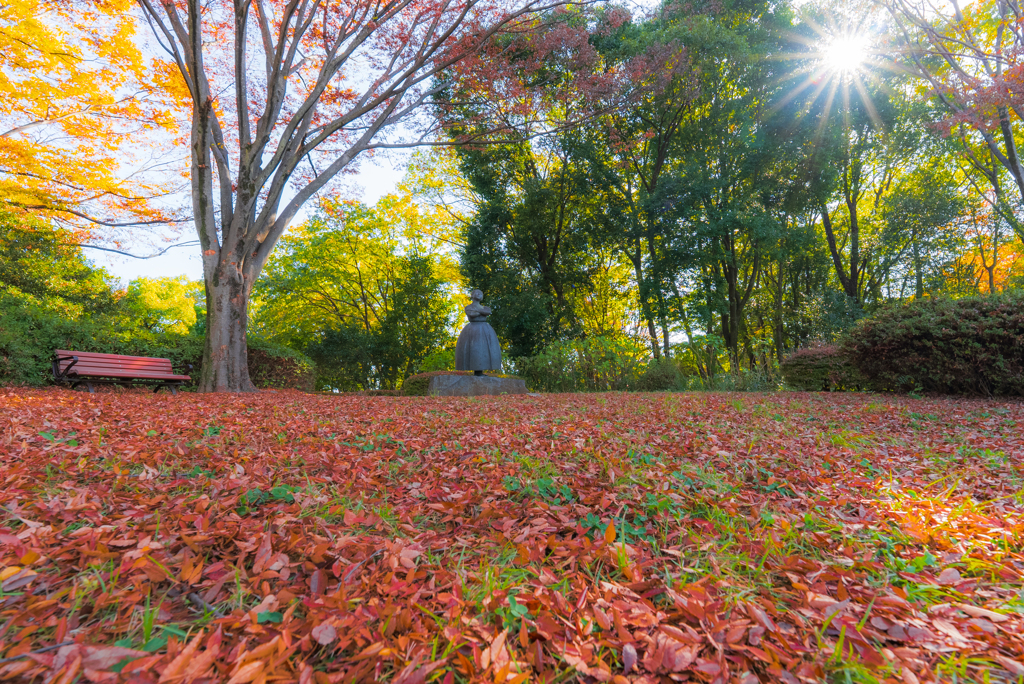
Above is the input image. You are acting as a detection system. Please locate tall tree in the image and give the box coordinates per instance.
[667,0,819,364]
[582,9,699,359]
[254,199,457,390]
[458,135,604,356]
[135,0,564,391]
[812,84,918,305]
[880,162,969,298]
[252,195,459,350]
[0,211,119,316]
[541,3,700,359]
[444,4,682,356]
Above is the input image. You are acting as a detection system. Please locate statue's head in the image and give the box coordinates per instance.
[470,289,483,302]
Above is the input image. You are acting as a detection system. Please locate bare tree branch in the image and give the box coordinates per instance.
[74,241,201,259]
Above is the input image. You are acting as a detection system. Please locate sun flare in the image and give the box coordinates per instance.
[821,34,871,75]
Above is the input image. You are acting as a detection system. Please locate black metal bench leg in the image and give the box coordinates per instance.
[170,386,178,396]
[153,385,162,394]
[86,382,95,394]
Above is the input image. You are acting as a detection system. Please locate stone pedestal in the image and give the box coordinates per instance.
[428,374,527,397]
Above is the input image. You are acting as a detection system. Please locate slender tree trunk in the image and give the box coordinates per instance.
[912,232,924,299]
[720,312,731,359]
[989,219,1000,293]
[658,294,671,358]
[820,204,861,303]
[729,305,740,369]
[644,222,671,358]
[722,260,741,366]
[773,263,785,362]
[645,305,661,359]
[629,246,661,359]
[677,306,708,381]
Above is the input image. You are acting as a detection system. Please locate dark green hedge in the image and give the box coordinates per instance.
[247,341,315,391]
[841,292,1024,396]
[780,345,866,391]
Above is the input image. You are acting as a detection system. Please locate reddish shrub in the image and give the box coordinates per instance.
[247,345,315,391]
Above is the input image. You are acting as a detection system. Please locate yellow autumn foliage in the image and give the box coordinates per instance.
[0,0,184,233]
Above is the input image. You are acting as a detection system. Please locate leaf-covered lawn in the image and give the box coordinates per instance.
[1,389,1023,683]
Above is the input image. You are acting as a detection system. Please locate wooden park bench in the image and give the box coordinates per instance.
[52,350,192,394]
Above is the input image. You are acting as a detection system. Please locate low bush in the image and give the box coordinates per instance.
[780,344,865,391]
[0,299,194,385]
[842,292,1024,396]
[246,339,316,391]
[516,336,649,392]
[635,358,684,391]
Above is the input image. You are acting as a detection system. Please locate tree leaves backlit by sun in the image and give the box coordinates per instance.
[881,0,1024,235]
[784,3,899,129]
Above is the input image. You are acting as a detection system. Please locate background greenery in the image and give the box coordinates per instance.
[0,211,313,390]
[425,0,1024,394]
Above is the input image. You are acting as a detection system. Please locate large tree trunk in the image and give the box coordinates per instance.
[201,269,257,393]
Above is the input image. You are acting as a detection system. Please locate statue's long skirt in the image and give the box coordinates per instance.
[455,321,502,371]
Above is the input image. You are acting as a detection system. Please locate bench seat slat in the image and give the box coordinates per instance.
[63,367,179,376]
[58,358,170,365]
[67,371,191,381]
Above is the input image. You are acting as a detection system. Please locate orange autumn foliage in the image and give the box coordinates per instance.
[962,210,1024,293]
[969,239,1024,293]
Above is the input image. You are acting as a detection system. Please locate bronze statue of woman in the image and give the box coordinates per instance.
[455,289,502,375]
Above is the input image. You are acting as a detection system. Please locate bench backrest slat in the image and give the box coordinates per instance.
[55,350,175,375]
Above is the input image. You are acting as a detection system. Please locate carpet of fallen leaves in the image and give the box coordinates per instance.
[1,389,1024,684]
